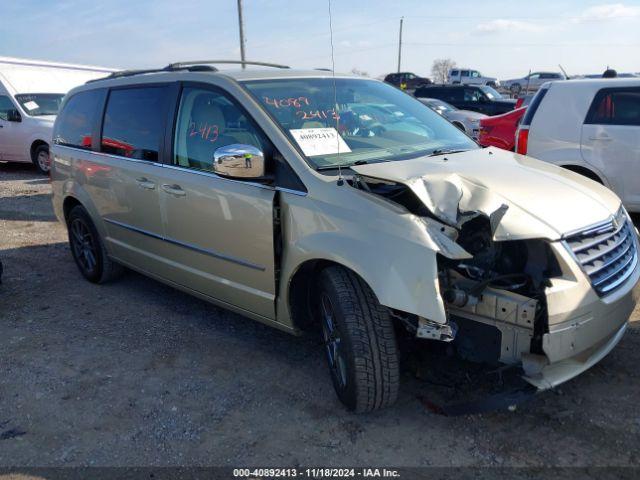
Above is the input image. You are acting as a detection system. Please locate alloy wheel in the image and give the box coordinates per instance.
[70,219,98,274]
[320,293,348,389]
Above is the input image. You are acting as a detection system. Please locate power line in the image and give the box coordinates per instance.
[404,42,640,47]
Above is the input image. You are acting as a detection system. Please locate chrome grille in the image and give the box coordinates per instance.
[564,209,638,296]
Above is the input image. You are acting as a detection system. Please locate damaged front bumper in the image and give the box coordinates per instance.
[447,235,640,392]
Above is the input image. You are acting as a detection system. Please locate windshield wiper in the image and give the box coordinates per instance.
[316,159,370,171]
[427,148,470,157]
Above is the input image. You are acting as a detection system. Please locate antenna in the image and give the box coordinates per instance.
[327,0,343,186]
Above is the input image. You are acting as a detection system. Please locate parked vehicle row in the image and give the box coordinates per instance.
[0,56,115,174]
[48,62,640,413]
[414,84,517,115]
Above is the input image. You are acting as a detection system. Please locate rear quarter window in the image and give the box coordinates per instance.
[585,87,640,126]
[53,89,104,149]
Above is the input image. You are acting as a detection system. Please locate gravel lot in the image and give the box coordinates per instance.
[1,162,640,467]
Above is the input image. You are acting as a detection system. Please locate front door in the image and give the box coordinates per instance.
[0,94,23,160]
[581,87,640,209]
[156,84,277,319]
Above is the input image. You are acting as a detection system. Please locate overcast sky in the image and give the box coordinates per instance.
[1,0,639,79]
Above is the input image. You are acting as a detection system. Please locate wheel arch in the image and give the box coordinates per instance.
[30,139,49,162]
[62,195,83,223]
[280,233,447,332]
[286,258,357,332]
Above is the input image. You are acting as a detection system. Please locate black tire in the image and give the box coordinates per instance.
[32,144,50,175]
[67,205,123,283]
[317,266,399,412]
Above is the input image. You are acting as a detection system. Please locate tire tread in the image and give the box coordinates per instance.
[321,266,399,412]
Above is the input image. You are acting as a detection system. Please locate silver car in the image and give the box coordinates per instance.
[417,98,486,139]
[51,62,639,412]
[502,71,566,95]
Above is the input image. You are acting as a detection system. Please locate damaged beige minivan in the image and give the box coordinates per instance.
[50,64,640,412]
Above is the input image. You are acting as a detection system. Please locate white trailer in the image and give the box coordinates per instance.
[0,56,117,173]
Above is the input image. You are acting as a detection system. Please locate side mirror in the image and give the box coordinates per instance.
[7,109,21,122]
[213,144,266,179]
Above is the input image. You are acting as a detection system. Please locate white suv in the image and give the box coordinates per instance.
[516,78,640,212]
[447,68,499,87]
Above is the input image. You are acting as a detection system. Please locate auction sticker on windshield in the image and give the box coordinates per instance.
[290,128,351,157]
[23,101,39,111]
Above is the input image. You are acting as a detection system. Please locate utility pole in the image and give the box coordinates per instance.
[397,17,403,73]
[237,0,246,69]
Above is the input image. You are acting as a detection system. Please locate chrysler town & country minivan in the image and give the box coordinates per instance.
[51,62,640,412]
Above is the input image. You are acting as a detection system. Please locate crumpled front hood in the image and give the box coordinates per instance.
[351,147,621,241]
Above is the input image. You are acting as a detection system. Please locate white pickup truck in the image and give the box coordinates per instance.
[447,68,499,88]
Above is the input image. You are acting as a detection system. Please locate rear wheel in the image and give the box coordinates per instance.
[317,266,399,412]
[67,205,123,283]
[32,144,50,175]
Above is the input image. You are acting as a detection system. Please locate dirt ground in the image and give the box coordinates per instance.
[1,162,640,468]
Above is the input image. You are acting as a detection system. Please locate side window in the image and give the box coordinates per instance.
[0,95,16,121]
[464,88,482,102]
[101,87,167,161]
[450,70,459,77]
[446,88,464,101]
[471,71,479,78]
[529,73,540,80]
[174,86,265,172]
[406,73,416,80]
[53,89,103,149]
[586,87,640,126]
[461,71,469,77]
[438,88,462,102]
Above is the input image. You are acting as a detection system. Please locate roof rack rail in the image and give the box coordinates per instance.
[86,60,289,84]
[86,64,219,83]
[166,60,290,69]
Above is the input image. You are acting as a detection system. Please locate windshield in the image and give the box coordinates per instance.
[480,86,502,100]
[15,93,64,116]
[421,98,457,114]
[242,78,477,169]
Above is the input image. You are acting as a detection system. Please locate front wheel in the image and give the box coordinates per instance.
[32,144,50,175]
[317,266,399,412]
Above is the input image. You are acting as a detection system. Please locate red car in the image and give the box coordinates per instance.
[478,106,526,151]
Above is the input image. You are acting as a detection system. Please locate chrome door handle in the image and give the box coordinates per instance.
[161,184,186,197]
[135,177,156,190]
